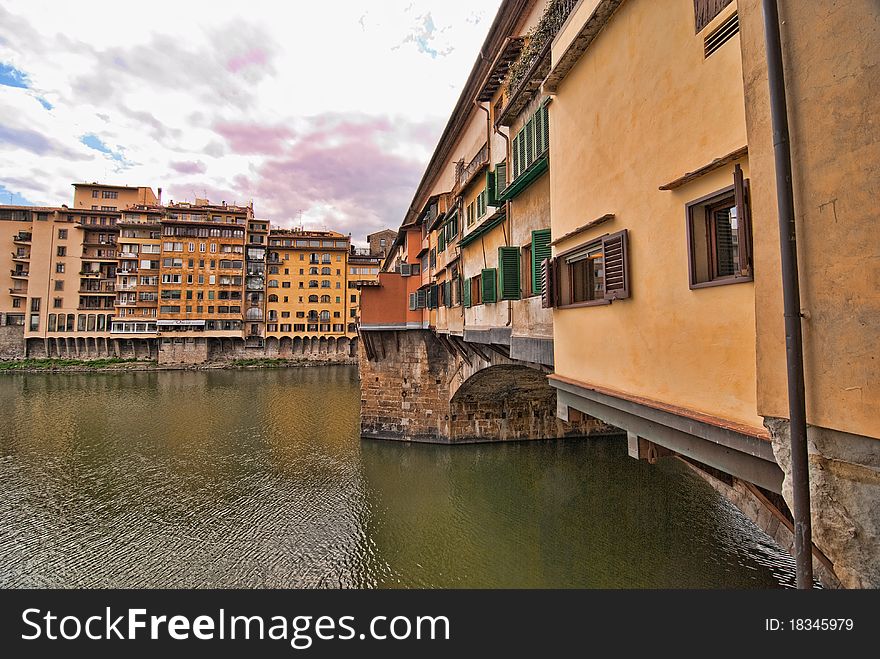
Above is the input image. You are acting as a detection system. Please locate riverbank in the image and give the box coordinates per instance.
[0,356,356,373]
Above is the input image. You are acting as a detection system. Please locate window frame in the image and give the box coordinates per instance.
[685,175,753,290]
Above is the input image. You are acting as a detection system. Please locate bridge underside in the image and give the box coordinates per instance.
[359,329,613,444]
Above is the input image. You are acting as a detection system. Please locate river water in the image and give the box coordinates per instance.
[0,366,797,588]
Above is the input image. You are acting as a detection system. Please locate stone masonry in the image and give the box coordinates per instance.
[359,329,613,443]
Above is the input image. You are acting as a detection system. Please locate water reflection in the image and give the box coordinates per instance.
[0,367,796,588]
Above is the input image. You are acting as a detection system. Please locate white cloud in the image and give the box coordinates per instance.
[0,0,503,240]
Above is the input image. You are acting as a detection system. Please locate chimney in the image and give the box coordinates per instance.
[158,187,162,205]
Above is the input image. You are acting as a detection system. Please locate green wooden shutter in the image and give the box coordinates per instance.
[486,170,497,206]
[496,161,507,196]
[498,246,521,300]
[438,228,446,252]
[518,130,527,176]
[463,277,472,308]
[481,268,497,304]
[541,103,550,154]
[531,229,552,295]
[525,117,535,167]
[512,135,520,179]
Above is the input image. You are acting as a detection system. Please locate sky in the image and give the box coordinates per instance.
[0,0,503,243]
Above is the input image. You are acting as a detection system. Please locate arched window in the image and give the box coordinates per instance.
[320,310,330,321]
[321,280,331,288]
[320,295,331,303]
[308,310,319,321]
[322,254,331,263]
[268,294,278,303]
[308,295,319,303]
[309,267,319,275]
[321,267,331,275]
[268,279,279,288]
[309,280,319,288]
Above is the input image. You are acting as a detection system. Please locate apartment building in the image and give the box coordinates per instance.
[1,185,393,363]
[346,249,382,335]
[265,229,350,339]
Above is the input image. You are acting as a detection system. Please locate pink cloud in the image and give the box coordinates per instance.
[226,48,269,73]
[169,160,207,175]
[213,121,294,155]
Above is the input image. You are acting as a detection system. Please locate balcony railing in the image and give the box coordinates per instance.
[13,232,32,244]
[455,143,489,191]
[80,270,102,278]
[117,267,138,274]
[9,288,27,296]
[11,251,30,261]
[80,282,116,294]
[10,270,28,278]
[245,308,264,321]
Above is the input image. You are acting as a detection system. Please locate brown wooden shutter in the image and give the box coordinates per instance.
[602,229,630,300]
[733,164,752,277]
[541,257,556,308]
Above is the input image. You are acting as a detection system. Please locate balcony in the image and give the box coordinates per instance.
[118,251,138,259]
[78,304,116,311]
[455,143,489,192]
[12,232,32,244]
[80,270,102,278]
[11,251,30,261]
[80,282,116,294]
[117,267,138,275]
[10,270,28,279]
[82,252,117,261]
[496,0,578,125]
[8,288,27,297]
[245,308,264,321]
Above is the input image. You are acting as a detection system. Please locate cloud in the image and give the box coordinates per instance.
[0,123,84,158]
[213,121,294,155]
[0,62,29,88]
[169,160,207,175]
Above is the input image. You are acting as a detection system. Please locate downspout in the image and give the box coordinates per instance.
[761,0,813,589]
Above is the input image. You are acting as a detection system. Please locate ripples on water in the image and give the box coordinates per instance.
[0,367,797,588]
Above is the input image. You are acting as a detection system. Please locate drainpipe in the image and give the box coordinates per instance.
[761,0,813,589]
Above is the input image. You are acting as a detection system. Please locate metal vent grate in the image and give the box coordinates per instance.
[704,12,739,58]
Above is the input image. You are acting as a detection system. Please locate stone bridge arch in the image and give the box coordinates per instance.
[360,329,609,444]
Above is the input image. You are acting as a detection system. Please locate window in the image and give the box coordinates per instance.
[521,243,534,297]
[102,190,118,199]
[56,263,65,273]
[466,201,475,228]
[53,298,62,308]
[92,190,99,198]
[430,248,436,271]
[12,298,22,308]
[54,280,64,291]
[30,298,40,312]
[58,229,67,239]
[548,230,630,308]
[686,166,753,288]
[530,229,552,298]
[498,246,521,300]
[694,0,733,32]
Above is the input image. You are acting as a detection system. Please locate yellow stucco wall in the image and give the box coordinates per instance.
[739,0,880,439]
[549,0,762,428]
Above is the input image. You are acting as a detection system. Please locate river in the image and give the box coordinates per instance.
[0,366,798,588]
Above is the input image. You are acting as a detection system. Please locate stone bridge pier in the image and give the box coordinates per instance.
[359,329,613,444]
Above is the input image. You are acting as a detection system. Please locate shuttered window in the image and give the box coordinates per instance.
[438,229,446,252]
[549,229,630,308]
[686,165,753,288]
[416,289,427,309]
[498,246,521,300]
[444,280,452,308]
[510,103,550,186]
[494,162,507,199]
[463,277,472,308]
[481,268,497,304]
[531,229,552,295]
